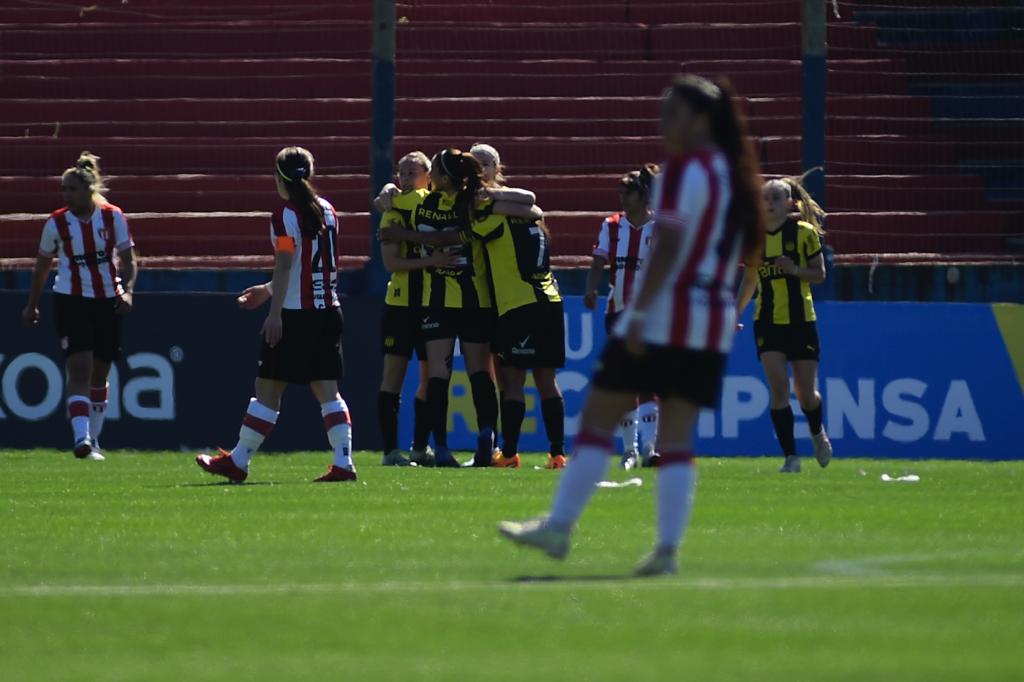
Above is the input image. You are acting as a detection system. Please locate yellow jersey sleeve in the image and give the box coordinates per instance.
[381,188,429,230]
[798,221,823,261]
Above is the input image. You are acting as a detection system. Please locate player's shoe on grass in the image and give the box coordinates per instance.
[492,452,520,469]
[620,449,640,471]
[433,447,461,468]
[381,449,413,467]
[779,455,801,473]
[545,454,567,469]
[73,436,96,459]
[812,429,833,468]
[634,545,678,577]
[642,447,661,468]
[410,446,435,467]
[473,428,496,467]
[196,449,248,483]
[498,516,570,560]
[313,465,357,482]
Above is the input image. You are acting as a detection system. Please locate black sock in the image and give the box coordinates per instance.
[412,397,430,450]
[426,377,450,449]
[469,371,498,433]
[803,401,823,436]
[501,399,526,457]
[541,396,565,455]
[770,406,797,456]
[377,391,400,453]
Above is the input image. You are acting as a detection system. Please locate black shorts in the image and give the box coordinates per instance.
[257,308,344,384]
[495,302,566,369]
[53,293,122,362]
[380,305,426,359]
[753,320,820,362]
[420,307,496,345]
[592,338,727,407]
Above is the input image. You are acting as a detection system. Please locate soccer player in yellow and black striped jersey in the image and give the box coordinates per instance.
[377,151,458,467]
[737,176,834,473]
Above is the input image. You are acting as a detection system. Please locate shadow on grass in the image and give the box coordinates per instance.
[512,574,627,584]
[148,481,288,488]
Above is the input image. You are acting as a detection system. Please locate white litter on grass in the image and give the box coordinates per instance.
[881,473,921,483]
[596,477,643,488]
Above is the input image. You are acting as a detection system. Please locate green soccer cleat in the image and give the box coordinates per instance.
[498,516,571,560]
[634,545,678,577]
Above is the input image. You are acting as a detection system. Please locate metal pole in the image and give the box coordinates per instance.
[801,0,827,201]
[368,0,396,296]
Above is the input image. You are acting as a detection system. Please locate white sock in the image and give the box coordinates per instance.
[656,456,698,551]
[67,395,91,442]
[89,384,109,449]
[548,437,611,530]
[231,398,278,469]
[637,400,659,455]
[322,399,353,469]
[620,409,639,454]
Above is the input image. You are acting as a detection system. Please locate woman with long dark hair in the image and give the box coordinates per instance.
[197,147,356,483]
[499,75,766,576]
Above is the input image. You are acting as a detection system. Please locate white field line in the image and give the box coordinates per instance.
[3,573,1023,598]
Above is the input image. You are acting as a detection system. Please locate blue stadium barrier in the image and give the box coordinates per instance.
[404,298,1024,461]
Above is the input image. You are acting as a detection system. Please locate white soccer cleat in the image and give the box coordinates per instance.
[84,450,105,461]
[498,516,571,560]
[620,449,640,471]
[812,429,833,468]
[779,456,801,473]
[634,546,678,577]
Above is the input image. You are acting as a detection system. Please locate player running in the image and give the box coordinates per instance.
[383,178,567,471]
[21,152,138,461]
[736,175,833,473]
[584,164,661,470]
[196,147,356,483]
[499,75,766,576]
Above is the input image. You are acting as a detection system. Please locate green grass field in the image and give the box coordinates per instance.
[1,451,1022,681]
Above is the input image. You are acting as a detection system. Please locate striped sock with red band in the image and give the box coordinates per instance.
[321,399,353,469]
[67,395,91,442]
[231,398,279,469]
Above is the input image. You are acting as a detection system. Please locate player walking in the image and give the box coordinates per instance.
[197,147,356,483]
[584,164,661,469]
[499,75,765,576]
[21,152,138,461]
[736,175,832,473]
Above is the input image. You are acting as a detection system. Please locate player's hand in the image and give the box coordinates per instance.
[238,284,271,310]
[428,251,460,268]
[262,313,283,348]
[583,290,598,310]
[378,221,408,243]
[21,305,40,327]
[775,256,798,276]
[624,315,647,356]
[378,184,399,212]
[115,291,134,314]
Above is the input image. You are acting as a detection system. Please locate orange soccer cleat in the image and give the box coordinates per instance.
[313,465,358,483]
[491,452,521,469]
[545,454,567,470]
[196,448,248,483]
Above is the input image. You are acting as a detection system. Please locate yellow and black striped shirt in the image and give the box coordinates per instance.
[381,188,431,308]
[413,191,492,310]
[754,218,823,325]
[465,206,561,316]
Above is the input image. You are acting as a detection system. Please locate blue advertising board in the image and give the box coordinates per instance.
[398,299,1024,460]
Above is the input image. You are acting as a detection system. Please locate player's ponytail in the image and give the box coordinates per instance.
[784,170,827,236]
[63,151,108,200]
[275,146,324,239]
[435,148,484,230]
[666,74,765,261]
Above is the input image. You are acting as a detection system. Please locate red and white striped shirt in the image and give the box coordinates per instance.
[613,148,741,354]
[593,212,655,315]
[38,203,134,299]
[271,198,341,310]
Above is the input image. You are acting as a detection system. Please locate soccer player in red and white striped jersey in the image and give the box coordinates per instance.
[21,152,138,460]
[500,75,766,575]
[196,147,355,483]
[585,164,661,469]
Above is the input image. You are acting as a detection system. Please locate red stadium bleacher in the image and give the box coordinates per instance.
[0,0,1021,265]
